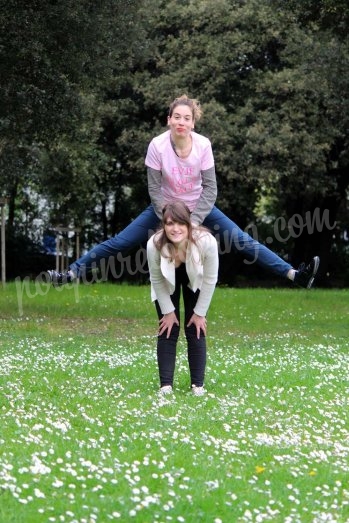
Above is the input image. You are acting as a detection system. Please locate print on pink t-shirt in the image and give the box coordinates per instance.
[145,130,214,211]
[169,165,194,193]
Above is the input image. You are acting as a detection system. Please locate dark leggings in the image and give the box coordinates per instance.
[155,264,206,388]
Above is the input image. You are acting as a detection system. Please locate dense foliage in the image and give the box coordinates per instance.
[1,0,348,285]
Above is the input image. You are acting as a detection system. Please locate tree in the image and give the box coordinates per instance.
[125,0,348,282]
[2,0,348,285]
[0,0,142,241]
[271,0,349,37]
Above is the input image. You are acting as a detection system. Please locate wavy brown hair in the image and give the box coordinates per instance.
[153,201,209,261]
[168,94,202,122]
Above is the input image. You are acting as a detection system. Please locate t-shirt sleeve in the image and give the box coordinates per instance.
[145,139,161,170]
[201,140,215,171]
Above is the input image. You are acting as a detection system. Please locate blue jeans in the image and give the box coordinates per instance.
[70,205,292,278]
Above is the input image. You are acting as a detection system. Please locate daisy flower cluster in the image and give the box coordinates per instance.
[0,319,348,522]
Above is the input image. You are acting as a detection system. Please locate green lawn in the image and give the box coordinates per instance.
[0,282,348,523]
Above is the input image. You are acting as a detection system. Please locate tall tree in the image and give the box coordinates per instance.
[0,0,142,239]
[125,0,348,280]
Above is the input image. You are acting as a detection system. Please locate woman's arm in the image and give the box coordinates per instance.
[147,167,163,219]
[187,313,207,339]
[147,238,175,314]
[147,238,179,338]
[193,235,219,317]
[190,166,218,225]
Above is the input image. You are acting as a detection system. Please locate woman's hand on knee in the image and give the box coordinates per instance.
[187,313,207,339]
[159,311,179,338]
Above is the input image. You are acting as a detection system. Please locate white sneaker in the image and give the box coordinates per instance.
[160,385,173,395]
[192,385,205,396]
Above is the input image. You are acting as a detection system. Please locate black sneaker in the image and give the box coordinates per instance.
[294,256,320,289]
[47,270,74,286]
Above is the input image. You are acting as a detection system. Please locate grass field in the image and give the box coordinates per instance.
[0,281,348,523]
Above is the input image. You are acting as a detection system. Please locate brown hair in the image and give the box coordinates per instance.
[168,94,202,122]
[154,201,208,261]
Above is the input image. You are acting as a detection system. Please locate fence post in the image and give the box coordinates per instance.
[54,226,81,272]
[0,198,8,287]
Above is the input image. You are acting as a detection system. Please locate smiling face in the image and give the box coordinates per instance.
[164,218,189,247]
[167,104,194,140]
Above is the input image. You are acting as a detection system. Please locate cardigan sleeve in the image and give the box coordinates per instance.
[193,234,219,317]
[147,237,175,315]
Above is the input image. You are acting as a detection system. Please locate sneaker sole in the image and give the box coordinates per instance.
[307,256,320,289]
[159,386,173,395]
[47,270,59,286]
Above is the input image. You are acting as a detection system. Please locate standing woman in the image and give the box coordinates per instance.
[147,201,219,396]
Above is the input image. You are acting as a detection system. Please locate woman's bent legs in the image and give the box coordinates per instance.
[155,297,180,388]
[155,266,206,389]
[185,329,206,387]
[182,284,206,387]
[157,327,179,387]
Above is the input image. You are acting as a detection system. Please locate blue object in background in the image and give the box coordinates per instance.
[43,234,56,254]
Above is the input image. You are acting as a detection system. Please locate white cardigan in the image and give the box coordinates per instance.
[147,229,219,317]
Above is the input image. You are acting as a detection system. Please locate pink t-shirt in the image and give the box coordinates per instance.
[145,130,214,211]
